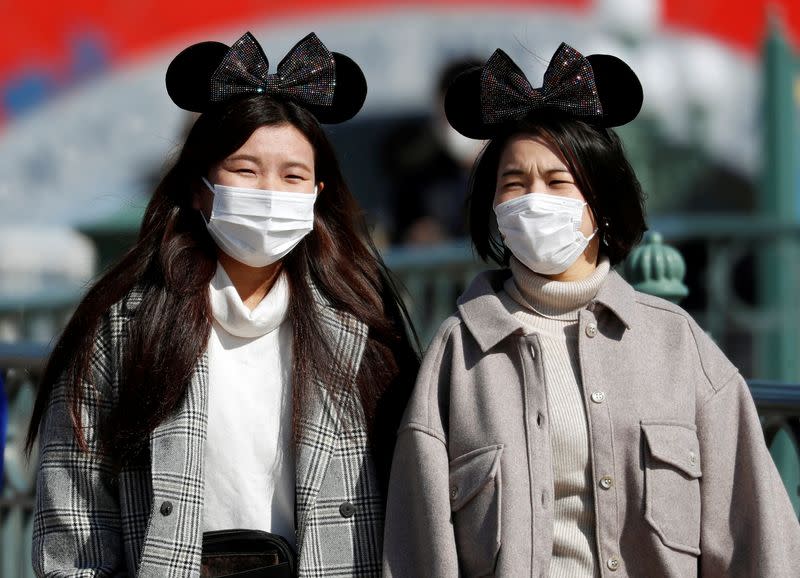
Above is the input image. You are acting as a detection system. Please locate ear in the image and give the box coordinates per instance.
[316,181,325,195]
[192,177,204,210]
[192,188,203,211]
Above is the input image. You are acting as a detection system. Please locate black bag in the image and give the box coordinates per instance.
[201,529,296,578]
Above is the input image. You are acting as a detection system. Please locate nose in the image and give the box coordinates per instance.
[528,177,549,195]
[257,174,282,190]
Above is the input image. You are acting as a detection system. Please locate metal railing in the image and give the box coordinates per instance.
[647,215,800,381]
[0,286,84,344]
[750,381,800,511]
[384,239,484,345]
[1,343,44,578]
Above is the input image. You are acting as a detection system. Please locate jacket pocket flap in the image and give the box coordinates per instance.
[448,444,504,511]
[641,422,702,478]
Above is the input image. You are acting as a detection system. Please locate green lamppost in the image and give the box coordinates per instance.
[761,17,799,382]
[761,16,800,514]
[624,231,688,304]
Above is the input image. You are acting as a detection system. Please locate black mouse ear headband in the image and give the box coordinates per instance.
[445,42,643,139]
[166,32,367,124]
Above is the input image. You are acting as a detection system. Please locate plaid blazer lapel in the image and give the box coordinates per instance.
[138,353,209,577]
[294,283,369,551]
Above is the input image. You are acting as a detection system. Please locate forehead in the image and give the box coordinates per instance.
[498,133,567,169]
[229,123,314,163]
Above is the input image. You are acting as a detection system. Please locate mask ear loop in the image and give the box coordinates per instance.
[201,176,216,194]
[581,200,601,241]
[197,176,215,224]
[197,207,210,225]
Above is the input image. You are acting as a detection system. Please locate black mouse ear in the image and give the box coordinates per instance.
[165,41,230,112]
[443,64,512,140]
[303,52,368,124]
[444,65,483,139]
[586,54,643,127]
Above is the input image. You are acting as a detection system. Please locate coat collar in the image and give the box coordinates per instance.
[456,270,526,353]
[457,267,635,353]
[121,283,145,315]
[593,268,635,329]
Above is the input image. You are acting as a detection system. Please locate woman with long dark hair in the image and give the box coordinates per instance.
[383,44,800,577]
[28,32,417,577]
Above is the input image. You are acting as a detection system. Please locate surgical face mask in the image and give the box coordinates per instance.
[494,192,597,275]
[202,177,317,268]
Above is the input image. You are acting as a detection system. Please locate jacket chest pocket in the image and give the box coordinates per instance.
[641,421,702,555]
[449,444,503,577]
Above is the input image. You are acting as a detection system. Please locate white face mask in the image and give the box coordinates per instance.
[202,177,317,268]
[494,192,597,275]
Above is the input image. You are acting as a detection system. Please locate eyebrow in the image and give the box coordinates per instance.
[225,154,261,163]
[283,161,313,173]
[500,168,526,178]
[224,155,312,173]
[500,166,571,178]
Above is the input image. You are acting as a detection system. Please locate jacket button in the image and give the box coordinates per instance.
[590,391,606,404]
[599,476,614,490]
[607,556,621,571]
[450,485,459,499]
[339,502,356,518]
[585,322,598,338]
[160,501,173,516]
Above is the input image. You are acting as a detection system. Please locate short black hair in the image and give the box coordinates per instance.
[467,114,647,266]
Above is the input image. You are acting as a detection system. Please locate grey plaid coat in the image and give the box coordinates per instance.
[33,284,384,577]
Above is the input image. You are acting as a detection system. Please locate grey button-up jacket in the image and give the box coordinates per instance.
[384,269,800,577]
[33,285,384,577]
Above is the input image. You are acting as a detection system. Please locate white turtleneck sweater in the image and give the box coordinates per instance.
[499,256,611,578]
[203,263,295,542]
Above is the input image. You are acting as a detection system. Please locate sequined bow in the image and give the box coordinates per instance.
[480,43,603,125]
[209,32,336,107]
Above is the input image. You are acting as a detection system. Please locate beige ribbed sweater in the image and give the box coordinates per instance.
[499,256,610,578]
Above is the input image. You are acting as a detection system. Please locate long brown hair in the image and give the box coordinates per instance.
[26,95,419,485]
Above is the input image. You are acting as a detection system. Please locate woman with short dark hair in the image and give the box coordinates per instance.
[28,32,417,577]
[383,43,800,577]
[467,116,646,269]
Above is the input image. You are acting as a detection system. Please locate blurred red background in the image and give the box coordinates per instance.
[1,0,798,126]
